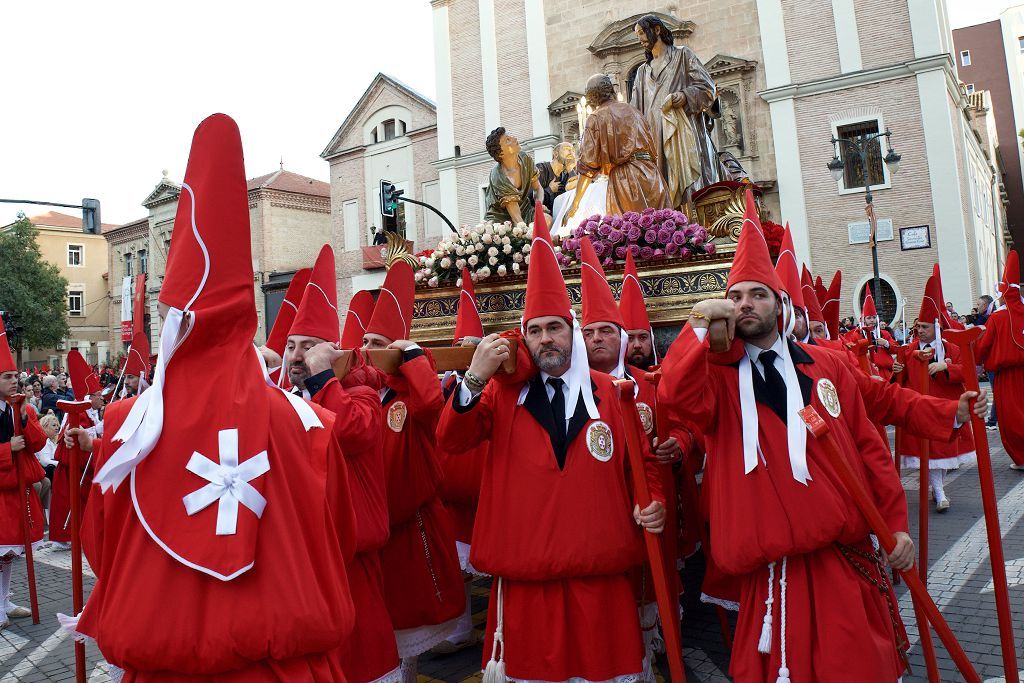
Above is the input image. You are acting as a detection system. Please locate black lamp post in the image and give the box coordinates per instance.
[827,129,902,307]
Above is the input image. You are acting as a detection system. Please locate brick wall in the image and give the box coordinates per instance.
[784,0,842,83]
[449,0,487,150]
[857,0,915,71]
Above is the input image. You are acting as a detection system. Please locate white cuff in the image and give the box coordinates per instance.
[455,382,480,406]
[693,326,708,343]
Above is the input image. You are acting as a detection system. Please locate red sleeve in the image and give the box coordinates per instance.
[21,406,49,455]
[976,321,995,366]
[81,441,105,573]
[436,381,496,453]
[941,343,966,384]
[856,373,958,441]
[398,354,444,427]
[658,325,718,435]
[834,360,908,533]
[318,411,357,564]
[0,409,47,489]
[312,380,382,459]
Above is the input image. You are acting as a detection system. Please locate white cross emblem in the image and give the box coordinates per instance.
[181,429,270,536]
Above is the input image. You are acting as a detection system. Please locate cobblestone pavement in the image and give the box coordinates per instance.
[2,429,1022,682]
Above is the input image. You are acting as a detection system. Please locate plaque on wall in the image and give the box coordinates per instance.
[848,219,894,245]
[899,225,931,250]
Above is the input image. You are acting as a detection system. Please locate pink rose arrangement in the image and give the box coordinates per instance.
[558,208,715,267]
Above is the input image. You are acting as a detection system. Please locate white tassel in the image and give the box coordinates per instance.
[775,666,791,683]
[56,612,88,643]
[776,557,790,683]
[758,561,775,654]
[483,577,507,683]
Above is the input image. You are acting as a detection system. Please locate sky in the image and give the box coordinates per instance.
[2,0,1020,228]
[0,1,438,226]
[949,0,1023,27]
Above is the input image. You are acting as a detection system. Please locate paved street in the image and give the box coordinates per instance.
[2,429,1022,682]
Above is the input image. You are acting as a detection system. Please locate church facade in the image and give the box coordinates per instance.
[426,0,1005,323]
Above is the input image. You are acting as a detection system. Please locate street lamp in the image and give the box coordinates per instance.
[826,128,901,309]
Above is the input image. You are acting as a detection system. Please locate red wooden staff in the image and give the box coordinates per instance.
[644,368,732,650]
[944,328,1020,683]
[912,349,934,584]
[9,393,40,624]
[798,405,981,683]
[57,399,90,683]
[616,379,687,682]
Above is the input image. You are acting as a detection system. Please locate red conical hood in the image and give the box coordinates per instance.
[918,274,944,327]
[454,268,484,343]
[124,332,150,377]
[861,290,877,319]
[264,268,311,355]
[820,271,842,338]
[523,200,572,324]
[341,290,376,349]
[366,260,415,342]
[0,328,15,374]
[619,250,651,332]
[774,223,804,310]
[931,263,964,330]
[726,190,782,297]
[580,237,625,328]
[801,266,825,324]
[68,349,100,398]
[1000,250,1020,297]
[289,245,340,343]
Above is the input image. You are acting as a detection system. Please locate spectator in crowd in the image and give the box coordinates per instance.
[372,226,387,245]
[40,375,62,418]
[34,412,61,521]
[27,385,42,413]
[975,295,994,326]
[945,301,958,319]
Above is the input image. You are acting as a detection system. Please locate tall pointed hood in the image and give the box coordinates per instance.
[264,268,311,355]
[123,332,151,377]
[1000,250,1020,298]
[774,223,804,310]
[620,250,657,363]
[726,190,782,297]
[289,245,340,343]
[820,271,842,339]
[997,250,1024,349]
[0,328,16,374]
[931,264,964,330]
[68,349,100,399]
[366,260,415,343]
[94,113,321,582]
[523,200,573,323]
[861,290,877,319]
[580,237,625,329]
[453,268,484,343]
[918,273,947,362]
[801,266,826,328]
[341,291,376,349]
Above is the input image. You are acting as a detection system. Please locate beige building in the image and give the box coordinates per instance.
[321,73,441,305]
[1,211,116,367]
[426,0,1003,324]
[105,168,331,355]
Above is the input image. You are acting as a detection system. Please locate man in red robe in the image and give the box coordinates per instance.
[978,250,1024,469]
[118,332,151,400]
[283,244,400,683]
[893,273,977,511]
[0,328,47,629]
[48,349,101,551]
[77,114,359,681]
[660,192,914,683]
[437,203,666,682]
[362,260,465,682]
[842,291,896,378]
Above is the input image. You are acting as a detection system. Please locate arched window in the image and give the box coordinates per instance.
[857,277,898,325]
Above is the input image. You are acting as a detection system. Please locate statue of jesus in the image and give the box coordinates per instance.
[630,14,721,207]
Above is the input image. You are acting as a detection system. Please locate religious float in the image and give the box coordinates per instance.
[395,181,773,347]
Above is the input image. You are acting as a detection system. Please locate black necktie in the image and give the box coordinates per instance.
[547,377,567,455]
[758,349,788,424]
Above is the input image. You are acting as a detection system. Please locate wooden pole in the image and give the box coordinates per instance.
[944,328,1019,682]
[798,405,981,683]
[615,379,687,682]
[57,400,90,683]
[8,394,39,624]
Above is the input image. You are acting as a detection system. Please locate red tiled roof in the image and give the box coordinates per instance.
[246,169,330,198]
[26,210,118,231]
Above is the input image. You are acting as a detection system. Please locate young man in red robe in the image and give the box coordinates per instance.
[437,203,666,682]
[978,250,1024,469]
[259,267,310,379]
[433,268,488,655]
[660,192,914,683]
[0,328,48,629]
[893,273,977,511]
[283,244,400,683]
[74,114,359,681]
[118,332,151,400]
[362,261,465,682]
[48,349,102,551]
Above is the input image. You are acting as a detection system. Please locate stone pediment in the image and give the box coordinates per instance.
[589,13,695,59]
[548,91,583,115]
[142,175,181,209]
[703,54,758,77]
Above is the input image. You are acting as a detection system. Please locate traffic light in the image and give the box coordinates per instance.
[82,198,102,234]
[380,180,403,218]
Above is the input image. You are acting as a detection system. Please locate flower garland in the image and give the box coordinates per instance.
[417,221,537,287]
[558,208,714,267]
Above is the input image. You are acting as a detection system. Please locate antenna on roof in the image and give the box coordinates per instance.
[279,156,284,171]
